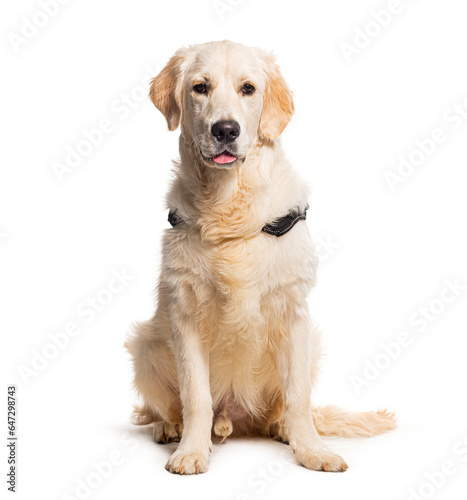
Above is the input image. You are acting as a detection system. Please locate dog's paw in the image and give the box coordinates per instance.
[165,450,209,475]
[153,421,182,443]
[271,419,289,445]
[213,414,233,440]
[294,446,348,472]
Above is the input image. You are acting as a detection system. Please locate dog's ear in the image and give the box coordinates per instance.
[258,53,295,140]
[149,50,187,131]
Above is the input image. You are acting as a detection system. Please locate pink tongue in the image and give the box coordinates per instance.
[213,152,237,164]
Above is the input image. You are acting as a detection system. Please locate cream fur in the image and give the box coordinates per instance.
[126,41,395,475]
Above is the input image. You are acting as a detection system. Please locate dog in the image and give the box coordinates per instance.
[126,40,395,475]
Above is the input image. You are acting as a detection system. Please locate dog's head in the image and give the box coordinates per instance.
[149,41,294,168]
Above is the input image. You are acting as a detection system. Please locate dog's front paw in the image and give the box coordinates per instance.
[165,449,209,475]
[294,445,348,472]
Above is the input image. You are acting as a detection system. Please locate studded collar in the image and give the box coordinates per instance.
[168,205,308,237]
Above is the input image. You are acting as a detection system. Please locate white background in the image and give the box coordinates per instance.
[2,0,467,499]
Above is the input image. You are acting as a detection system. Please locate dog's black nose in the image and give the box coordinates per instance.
[211,120,241,143]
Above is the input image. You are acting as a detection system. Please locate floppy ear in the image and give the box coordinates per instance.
[259,59,295,140]
[149,50,186,131]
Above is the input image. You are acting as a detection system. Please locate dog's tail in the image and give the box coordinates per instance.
[131,403,396,438]
[312,405,396,438]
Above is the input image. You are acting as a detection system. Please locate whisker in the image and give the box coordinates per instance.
[190,132,211,150]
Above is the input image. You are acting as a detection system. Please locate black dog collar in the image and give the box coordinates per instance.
[168,206,307,237]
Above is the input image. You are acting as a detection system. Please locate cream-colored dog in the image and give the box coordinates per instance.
[126,40,395,475]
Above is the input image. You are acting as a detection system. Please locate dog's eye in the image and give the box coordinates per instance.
[193,83,207,94]
[242,83,255,95]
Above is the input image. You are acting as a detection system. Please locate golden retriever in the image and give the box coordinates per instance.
[126,40,395,475]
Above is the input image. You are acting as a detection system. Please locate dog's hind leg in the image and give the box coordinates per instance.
[125,317,182,429]
[153,421,183,443]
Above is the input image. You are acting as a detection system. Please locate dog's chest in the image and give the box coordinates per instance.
[164,225,317,341]
[204,237,269,323]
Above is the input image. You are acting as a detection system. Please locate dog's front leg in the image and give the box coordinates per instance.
[165,309,213,475]
[274,310,348,472]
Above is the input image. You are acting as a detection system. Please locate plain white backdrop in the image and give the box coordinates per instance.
[2,0,467,499]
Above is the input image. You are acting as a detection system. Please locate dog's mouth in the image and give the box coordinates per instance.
[201,149,245,165]
[212,151,238,164]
